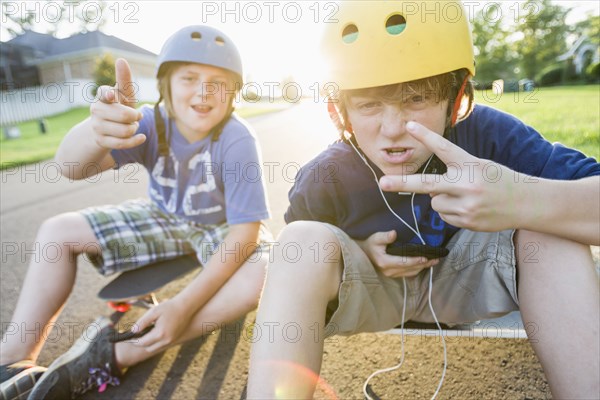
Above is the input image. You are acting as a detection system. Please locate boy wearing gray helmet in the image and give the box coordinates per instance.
[0,26,271,399]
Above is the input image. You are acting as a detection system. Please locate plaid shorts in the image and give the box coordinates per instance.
[81,199,272,276]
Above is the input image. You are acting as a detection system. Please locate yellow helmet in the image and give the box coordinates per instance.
[321,0,476,90]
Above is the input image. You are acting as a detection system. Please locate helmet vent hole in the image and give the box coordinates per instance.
[342,24,359,44]
[190,32,202,41]
[215,36,225,46]
[386,14,406,35]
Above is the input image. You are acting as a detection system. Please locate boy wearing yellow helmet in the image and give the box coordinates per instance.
[247,1,599,399]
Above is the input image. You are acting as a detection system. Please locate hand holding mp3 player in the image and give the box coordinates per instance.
[386,243,449,260]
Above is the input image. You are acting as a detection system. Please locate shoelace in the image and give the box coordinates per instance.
[73,362,120,397]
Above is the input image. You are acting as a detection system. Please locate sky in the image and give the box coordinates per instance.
[2,1,599,86]
[101,1,331,86]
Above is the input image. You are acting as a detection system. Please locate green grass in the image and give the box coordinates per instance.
[0,104,286,169]
[475,85,600,160]
[2,86,598,168]
[1,107,91,169]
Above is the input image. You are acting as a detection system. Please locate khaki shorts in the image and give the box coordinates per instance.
[323,224,519,337]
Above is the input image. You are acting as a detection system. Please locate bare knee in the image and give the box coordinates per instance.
[274,221,341,266]
[267,221,342,298]
[278,221,340,246]
[37,212,99,256]
[515,230,592,267]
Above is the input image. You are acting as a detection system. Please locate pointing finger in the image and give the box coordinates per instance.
[380,173,461,196]
[380,174,437,195]
[115,58,137,108]
[406,121,472,165]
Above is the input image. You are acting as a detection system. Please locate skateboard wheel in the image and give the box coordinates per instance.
[108,301,131,313]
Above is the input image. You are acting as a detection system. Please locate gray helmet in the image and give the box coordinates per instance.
[156,25,243,84]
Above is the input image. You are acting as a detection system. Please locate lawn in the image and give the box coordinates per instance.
[1,85,599,169]
[475,85,599,160]
[0,103,288,169]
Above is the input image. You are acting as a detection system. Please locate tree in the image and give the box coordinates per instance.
[92,53,115,95]
[1,2,36,38]
[572,14,600,82]
[514,0,571,80]
[471,3,518,86]
[1,0,108,39]
[573,14,600,47]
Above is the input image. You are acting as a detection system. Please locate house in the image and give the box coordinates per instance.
[557,35,599,76]
[1,30,157,88]
[1,30,159,126]
[0,42,41,89]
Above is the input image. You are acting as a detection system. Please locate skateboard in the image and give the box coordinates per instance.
[387,311,528,339]
[97,254,200,314]
[97,254,527,340]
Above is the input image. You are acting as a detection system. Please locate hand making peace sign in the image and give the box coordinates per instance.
[379,121,533,232]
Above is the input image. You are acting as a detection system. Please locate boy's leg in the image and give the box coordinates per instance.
[247,221,343,400]
[28,204,275,398]
[28,238,272,399]
[28,233,271,399]
[113,250,270,367]
[0,213,99,365]
[516,230,599,399]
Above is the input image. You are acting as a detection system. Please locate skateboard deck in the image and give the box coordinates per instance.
[386,311,528,339]
[97,254,200,302]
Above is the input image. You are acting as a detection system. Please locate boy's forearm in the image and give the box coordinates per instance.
[517,175,600,245]
[174,222,262,316]
[54,118,115,179]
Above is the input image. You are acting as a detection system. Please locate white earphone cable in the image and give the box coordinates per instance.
[346,140,447,400]
[428,268,447,399]
[346,139,431,243]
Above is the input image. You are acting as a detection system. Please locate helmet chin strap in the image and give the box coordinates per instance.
[450,74,470,127]
[327,101,354,141]
[154,95,168,157]
[154,95,237,156]
[210,100,236,142]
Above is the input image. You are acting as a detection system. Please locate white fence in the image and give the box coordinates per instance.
[1,78,158,127]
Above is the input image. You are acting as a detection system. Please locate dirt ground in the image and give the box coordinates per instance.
[84,302,553,400]
[3,101,598,400]
[318,334,550,400]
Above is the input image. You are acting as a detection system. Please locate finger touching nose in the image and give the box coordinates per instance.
[380,106,407,138]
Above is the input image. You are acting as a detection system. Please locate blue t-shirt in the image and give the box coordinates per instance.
[112,105,271,225]
[285,104,600,247]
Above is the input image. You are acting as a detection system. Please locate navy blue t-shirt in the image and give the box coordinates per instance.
[285,105,600,247]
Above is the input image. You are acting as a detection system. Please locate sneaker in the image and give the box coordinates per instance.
[28,317,122,399]
[0,361,47,400]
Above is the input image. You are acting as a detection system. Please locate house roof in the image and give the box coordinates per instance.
[7,30,156,58]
